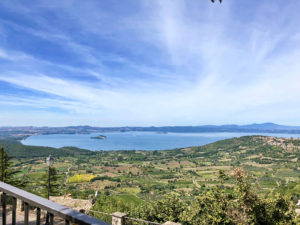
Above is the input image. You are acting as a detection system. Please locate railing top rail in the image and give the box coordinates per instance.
[0,181,109,225]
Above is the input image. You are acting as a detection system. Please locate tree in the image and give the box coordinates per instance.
[181,186,234,225]
[184,168,296,225]
[133,195,186,223]
[39,167,61,198]
[0,146,22,186]
[232,168,295,225]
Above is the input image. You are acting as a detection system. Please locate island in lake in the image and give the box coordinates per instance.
[90,135,107,139]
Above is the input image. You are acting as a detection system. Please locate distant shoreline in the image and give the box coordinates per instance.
[18,129,300,142]
[3,123,300,138]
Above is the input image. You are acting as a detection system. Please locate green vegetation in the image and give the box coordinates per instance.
[133,169,295,224]
[0,146,24,187]
[1,135,300,224]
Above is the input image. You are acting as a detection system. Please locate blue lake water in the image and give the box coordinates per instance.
[21,132,300,151]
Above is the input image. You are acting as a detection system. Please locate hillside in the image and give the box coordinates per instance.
[0,138,92,158]
[4,135,299,196]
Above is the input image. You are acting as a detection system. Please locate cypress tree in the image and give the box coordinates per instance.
[0,146,21,186]
[40,167,61,198]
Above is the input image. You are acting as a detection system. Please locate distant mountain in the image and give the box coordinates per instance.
[238,123,300,130]
[130,123,300,133]
[1,123,300,138]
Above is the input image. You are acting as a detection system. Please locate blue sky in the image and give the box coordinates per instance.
[0,0,300,126]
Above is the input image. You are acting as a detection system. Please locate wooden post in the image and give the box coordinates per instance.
[112,212,127,225]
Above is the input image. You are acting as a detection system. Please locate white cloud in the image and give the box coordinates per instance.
[1,0,300,126]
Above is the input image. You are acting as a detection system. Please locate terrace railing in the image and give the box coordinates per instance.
[0,181,181,225]
[0,181,109,225]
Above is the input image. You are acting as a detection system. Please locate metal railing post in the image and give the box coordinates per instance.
[24,202,29,225]
[12,197,17,225]
[36,207,41,225]
[1,192,6,225]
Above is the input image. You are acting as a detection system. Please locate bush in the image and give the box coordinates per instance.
[135,168,296,225]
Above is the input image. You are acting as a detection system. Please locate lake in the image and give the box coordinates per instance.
[21,131,300,151]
